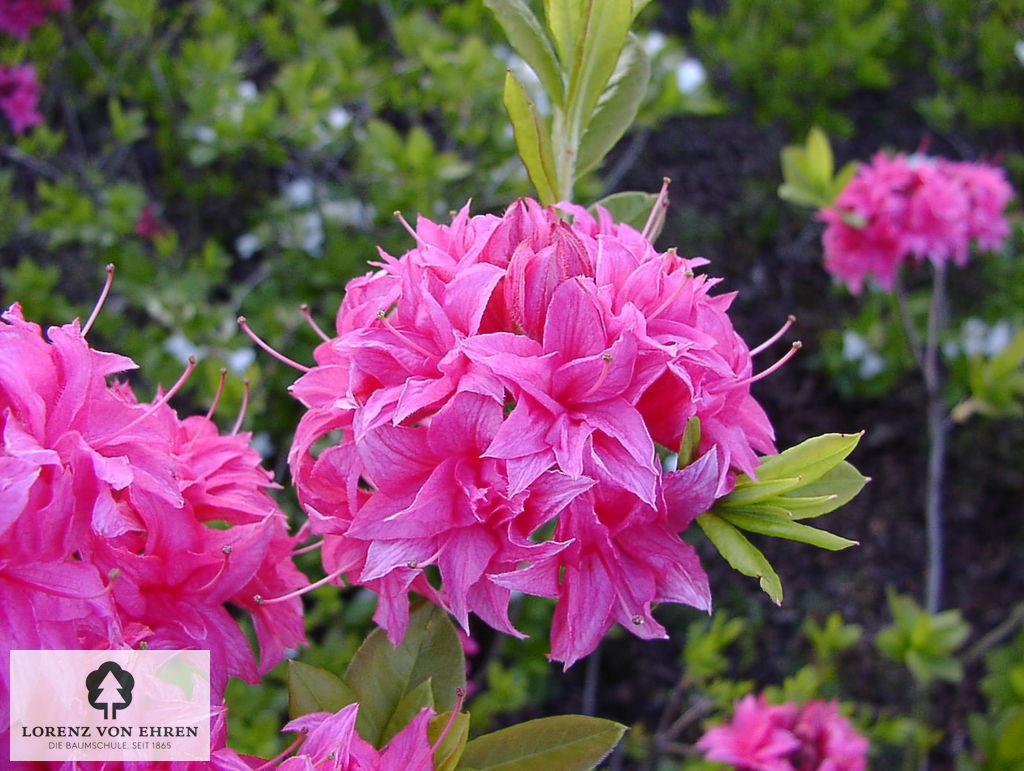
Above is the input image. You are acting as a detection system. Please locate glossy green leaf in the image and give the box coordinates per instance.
[346,602,466,747]
[717,508,858,551]
[753,433,863,488]
[719,476,805,506]
[576,33,650,177]
[287,661,357,720]
[431,711,471,771]
[381,679,435,746]
[781,461,869,520]
[587,190,658,232]
[457,715,626,770]
[485,0,564,105]
[503,71,559,205]
[568,0,632,133]
[697,512,783,604]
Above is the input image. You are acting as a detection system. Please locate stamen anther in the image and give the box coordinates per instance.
[641,177,671,241]
[237,316,311,372]
[256,564,347,606]
[580,354,614,399]
[375,310,435,358]
[734,341,802,389]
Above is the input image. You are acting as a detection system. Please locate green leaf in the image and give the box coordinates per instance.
[543,0,584,70]
[287,661,357,720]
[504,71,559,205]
[753,433,863,487]
[575,33,650,177]
[381,679,435,746]
[346,602,466,747]
[457,715,626,770]
[677,415,702,469]
[431,711,471,771]
[697,512,783,604]
[781,462,869,520]
[587,191,658,232]
[485,0,564,105]
[716,508,858,551]
[805,125,835,182]
[567,0,632,133]
[718,476,805,505]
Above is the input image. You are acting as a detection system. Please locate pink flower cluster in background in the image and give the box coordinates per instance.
[0,0,68,39]
[819,153,1012,293]
[0,63,43,134]
[0,302,307,728]
[697,694,869,770]
[287,197,779,666]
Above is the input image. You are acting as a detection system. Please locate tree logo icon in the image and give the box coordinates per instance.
[86,661,135,719]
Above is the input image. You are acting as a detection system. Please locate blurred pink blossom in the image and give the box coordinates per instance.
[0,63,43,134]
[0,0,69,40]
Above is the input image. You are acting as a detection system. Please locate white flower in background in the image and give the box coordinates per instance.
[322,198,375,230]
[284,178,315,208]
[643,31,668,59]
[235,233,261,259]
[1016,40,1024,66]
[327,106,352,131]
[250,432,274,460]
[842,330,886,379]
[237,80,258,101]
[960,317,1014,358]
[164,332,203,364]
[298,211,324,256]
[192,125,217,144]
[225,347,256,375]
[675,57,707,95]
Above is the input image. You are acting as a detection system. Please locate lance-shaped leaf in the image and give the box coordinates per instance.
[543,0,584,70]
[287,661,358,720]
[457,715,626,770]
[716,507,858,551]
[567,0,632,133]
[346,602,466,747]
[697,512,783,605]
[485,0,564,105]
[504,70,559,205]
[576,33,650,177]
[588,190,658,233]
[779,461,869,520]
[748,432,864,489]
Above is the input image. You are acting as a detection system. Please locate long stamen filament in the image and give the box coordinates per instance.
[432,687,467,751]
[648,262,693,321]
[376,311,434,358]
[231,379,250,435]
[733,341,802,389]
[291,539,324,556]
[194,546,233,594]
[580,354,614,400]
[641,178,671,242]
[750,315,797,357]
[394,210,424,246]
[82,264,115,337]
[204,368,228,423]
[237,316,311,373]
[254,564,348,606]
[253,731,306,769]
[99,356,197,446]
[300,303,331,342]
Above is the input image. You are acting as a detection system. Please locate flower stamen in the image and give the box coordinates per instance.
[254,563,347,606]
[82,264,115,337]
[732,341,802,389]
[431,686,467,751]
[97,356,197,446]
[580,354,614,400]
[291,538,324,556]
[231,378,250,435]
[641,177,671,242]
[750,315,797,357]
[237,316,311,372]
[376,310,435,358]
[300,303,330,342]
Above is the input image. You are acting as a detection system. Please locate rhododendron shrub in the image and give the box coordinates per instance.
[0,0,67,40]
[0,63,43,134]
[818,153,1012,293]
[0,302,307,724]
[286,197,790,666]
[697,694,869,771]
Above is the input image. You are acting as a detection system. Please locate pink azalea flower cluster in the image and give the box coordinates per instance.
[0,63,43,134]
[287,197,779,666]
[0,0,68,39]
[0,302,308,727]
[819,153,1012,293]
[697,694,869,771]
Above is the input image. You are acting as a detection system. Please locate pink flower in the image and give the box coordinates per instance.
[135,204,169,240]
[697,695,869,771]
[279,703,437,770]
[819,152,1013,293]
[0,0,68,40]
[0,301,307,721]
[0,63,43,134]
[284,197,780,665]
